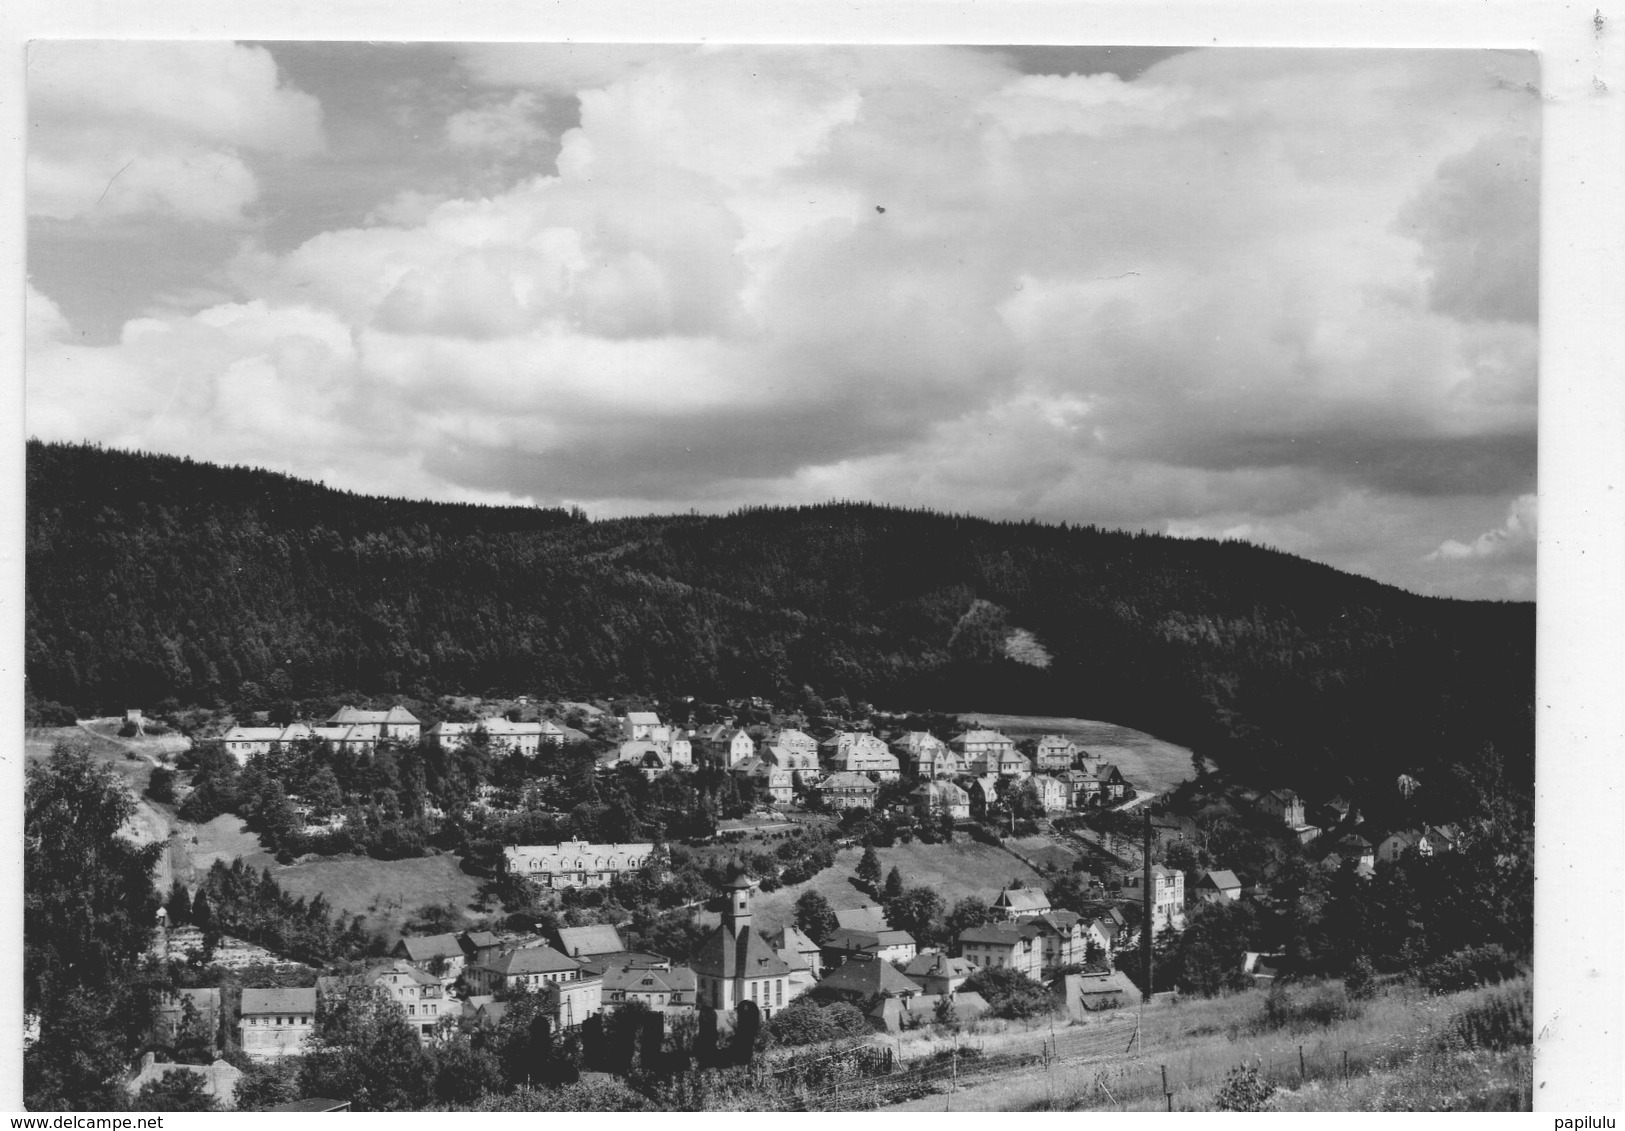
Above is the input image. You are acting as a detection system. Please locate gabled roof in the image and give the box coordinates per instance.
[767,925,821,954]
[1019,910,1082,934]
[834,906,889,932]
[625,711,661,725]
[240,987,317,1014]
[483,946,583,977]
[1199,869,1242,891]
[994,888,1050,912]
[460,930,502,950]
[368,959,441,987]
[952,729,1013,744]
[818,954,920,998]
[959,923,1040,946]
[395,932,464,962]
[554,925,626,958]
[825,927,916,952]
[903,950,971,979]
[818,771,878,791]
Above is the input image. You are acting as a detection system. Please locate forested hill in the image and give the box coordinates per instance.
[26,440,1533,799]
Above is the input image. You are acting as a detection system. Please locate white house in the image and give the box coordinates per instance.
[505,838,655,889]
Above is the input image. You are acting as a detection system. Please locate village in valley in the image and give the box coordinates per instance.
[40,687,1499,1112]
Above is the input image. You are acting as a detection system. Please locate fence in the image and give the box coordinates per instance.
[782,1013,1430,1111]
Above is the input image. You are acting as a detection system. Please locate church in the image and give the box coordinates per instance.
[690,872,794,1015]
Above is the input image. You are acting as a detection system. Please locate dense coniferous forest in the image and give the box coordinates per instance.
[26,441,1533,806]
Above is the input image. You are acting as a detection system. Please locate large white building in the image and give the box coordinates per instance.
[505,837,655,889]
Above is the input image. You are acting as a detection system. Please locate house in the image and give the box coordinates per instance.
[821,927,917,965]
[602,963,698,1012]
[690,874,794,1015]
[872,990,990,1033]
[1020,911,1087,967]
[903,950,972,995]
[505,838,655,889]
[1421,825,1461,855]
[541,976,605,1029]
[911,778,971,820]
[833,905,889,933]
[1085,916,1123,955]
[1257,788,1307,828]
[705,728,757,770]
[968,774,1002,820]
[392,933,466,980]
[767,729,821,780]
[126,1054,242,1109]
[1059,767,1101,808]
[760,743,819,784]
[1322,835,1376,877]
[622,711,662,741]
[458,929,503,967]
[1056,970,1141,1016]
[1194,869,1243,904]
[1094,763,1129,802]
[1031,774,1069,812]
[263,1098,352,1113]
[428,718,550,757]
[466,945,586,996]
[1033,735,1081,772]
[1121,865,1186,934]
[1242,951,1284,984]
[950,729,1016,775]
[368,960,447,1042]
[323,705,421,742]
[958,922,1044,979]
[817,771,879,811]
[892,732,959,778]
[1376,830,1419,863]
[990,887,1051,921]
[817,953,921,1005]
[996,748,1034,778]
[764,924,825,981]
[238,987,317,1060]
[828,733,901,780]
[739,758,793,805]
[552,925,626,961]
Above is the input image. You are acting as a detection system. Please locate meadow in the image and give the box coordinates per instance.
[270,851,486,942]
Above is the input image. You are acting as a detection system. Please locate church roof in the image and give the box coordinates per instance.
[691,921,791,980]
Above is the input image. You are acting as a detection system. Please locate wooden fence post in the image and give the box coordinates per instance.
[1161,1064,1172,1111]
[1343,1049,1349,1083]
[1298,1045,1306,1080]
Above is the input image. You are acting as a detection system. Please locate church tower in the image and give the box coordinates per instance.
[723,870,753,933]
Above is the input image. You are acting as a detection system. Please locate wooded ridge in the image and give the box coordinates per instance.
[26,440,1533,804]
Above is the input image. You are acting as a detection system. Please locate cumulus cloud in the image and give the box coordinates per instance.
[1428,493,1538,561]
[28,41,324,224]
[26,45,1540,598]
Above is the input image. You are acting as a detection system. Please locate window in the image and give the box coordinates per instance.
[408,1005,416,1016]
[776,980,783,1006]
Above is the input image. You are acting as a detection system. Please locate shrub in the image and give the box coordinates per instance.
[1344,956,1377,1000]
[1213,1064,1275,1112]
[1258,982,1360,1034]
[118,721,140,738]
[1421,945,1519,994]
[1446,982,1532,1051]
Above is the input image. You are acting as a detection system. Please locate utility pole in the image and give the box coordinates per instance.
[1142,807,1154,1000]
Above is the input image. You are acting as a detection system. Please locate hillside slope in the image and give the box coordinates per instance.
[25,441,1533,806]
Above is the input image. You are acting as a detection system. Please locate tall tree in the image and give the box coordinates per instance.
[883,865,904,899]
[856,846,882,891]
[24,741,164,1110]
[794,890,838,943]
[299,984,431,1111]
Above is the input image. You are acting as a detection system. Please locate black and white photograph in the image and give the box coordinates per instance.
[11,19,1619,1115]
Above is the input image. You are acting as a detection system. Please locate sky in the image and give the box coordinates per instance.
[24,42,1540,599]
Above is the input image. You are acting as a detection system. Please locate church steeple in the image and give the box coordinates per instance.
[722,865,754,934]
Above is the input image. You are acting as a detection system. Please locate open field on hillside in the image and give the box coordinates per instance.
[181,814,273,878]
[272,852,485,943]
[749,837,1043,935]
[881,976,1532,1112]
[956,713,1194,794]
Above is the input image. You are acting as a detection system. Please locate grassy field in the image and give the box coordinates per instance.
[749,837,1044,935]
[883,975,1533,1112]
[956,713,1194,794]
[271,852,486,942]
